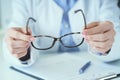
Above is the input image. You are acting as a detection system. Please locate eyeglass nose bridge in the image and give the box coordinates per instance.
[50,37,59,47]
[52,37,61,45]
[56,38,60,41]
[52,37,66,48]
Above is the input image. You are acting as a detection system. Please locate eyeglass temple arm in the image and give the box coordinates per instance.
[19,17,36,62]
[74,9,87,29]
[26,17,36,35]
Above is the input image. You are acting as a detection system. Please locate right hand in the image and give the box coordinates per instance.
[4,27,35,58]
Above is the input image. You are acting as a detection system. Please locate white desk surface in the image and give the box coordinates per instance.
[0,34,120,80]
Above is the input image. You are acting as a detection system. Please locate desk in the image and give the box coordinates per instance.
[0,34,120,80]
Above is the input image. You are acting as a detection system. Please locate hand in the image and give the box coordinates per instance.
[4,27,35,58]
[82,21,116,54]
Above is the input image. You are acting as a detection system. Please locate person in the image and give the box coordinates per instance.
[3,0,120,67]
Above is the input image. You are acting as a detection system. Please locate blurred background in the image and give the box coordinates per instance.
[0,0,12,35]
[0,0,12,53]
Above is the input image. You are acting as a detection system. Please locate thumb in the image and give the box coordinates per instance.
[26,28,35,42]
[21,27,32,36]
[27,28,35,41]
[8,28,34,41]
[85,22,99,29]
[27,28,32,35]
[82,22,99,35]
[26,27,35,41]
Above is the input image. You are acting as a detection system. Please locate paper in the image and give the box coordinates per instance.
[12,53,120,80]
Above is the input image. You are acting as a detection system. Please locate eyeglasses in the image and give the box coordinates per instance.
[26,9,87,50]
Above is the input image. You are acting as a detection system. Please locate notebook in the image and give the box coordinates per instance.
[10,53,120,80]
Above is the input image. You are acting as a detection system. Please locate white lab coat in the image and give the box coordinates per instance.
[3,0,120,67]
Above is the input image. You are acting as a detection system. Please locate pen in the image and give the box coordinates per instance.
[10,66,45,80]
[79,61,91,74]
[97,73,120,80]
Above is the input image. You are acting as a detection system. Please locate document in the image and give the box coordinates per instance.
[11,53,120,80]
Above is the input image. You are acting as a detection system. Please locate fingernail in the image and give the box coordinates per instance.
[30,37,35,41]
[82,31,86,35]
[82,34,86,38]
[82,35,88,39]
[85,36,89,39]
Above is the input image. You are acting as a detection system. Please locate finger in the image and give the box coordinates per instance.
[11,39,30,48]
[82,22,99,35]
[83,21,113,35]
[6,36,30,49]
[21,27,32,35]
[99,21,113,32]
[85,22,99,29]
[12,47,28,55]
[6,37,29,54]
[13,50,28,58]
[15,27,32,35]
[92,46,111,54]
[88,38,113,49]
[9,44,29,54]
[8,28,34,41]
[85,29,115,41]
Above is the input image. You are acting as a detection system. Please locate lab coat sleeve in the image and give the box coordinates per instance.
[89,0,120,62]
[3,40,39,67]
[3,0,39,67]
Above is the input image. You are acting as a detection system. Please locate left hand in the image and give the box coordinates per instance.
[82,21,116,54]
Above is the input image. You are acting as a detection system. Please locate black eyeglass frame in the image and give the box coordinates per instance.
[26,9,87,50]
